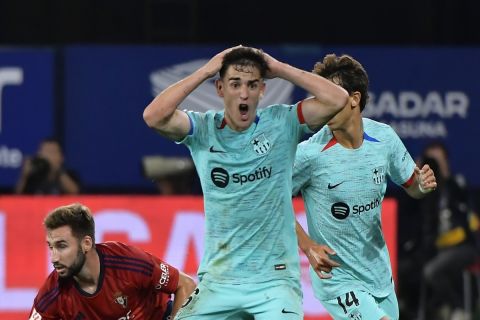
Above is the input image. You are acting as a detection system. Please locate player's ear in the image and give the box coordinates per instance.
[259,82,266,99]
[351,91,361,109]
[215,79,224,98]
[82,236,93,253]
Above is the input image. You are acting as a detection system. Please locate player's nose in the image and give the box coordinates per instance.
[50,250,60,263]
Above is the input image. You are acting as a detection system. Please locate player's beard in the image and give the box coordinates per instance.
[57,244,86,279]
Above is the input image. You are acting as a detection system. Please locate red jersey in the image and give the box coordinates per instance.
[29,241,179,320]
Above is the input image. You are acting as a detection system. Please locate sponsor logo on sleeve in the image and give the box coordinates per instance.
[155,263,170,290]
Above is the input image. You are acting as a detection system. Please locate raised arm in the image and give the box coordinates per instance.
[171,271,196,318]
[143,46,240,141]
[262,51,349,129]
[296,220,340,279]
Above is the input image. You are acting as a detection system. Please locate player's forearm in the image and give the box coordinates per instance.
[296,220,315,254]
[274,62,348,111]
[171,272,196,317]
[143,67,210,129]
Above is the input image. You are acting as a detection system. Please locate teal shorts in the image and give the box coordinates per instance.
[174,278,303,320]
[320,288,398,320]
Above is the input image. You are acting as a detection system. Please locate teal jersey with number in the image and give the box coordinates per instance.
[293,118,416,300]
[180,103,311,284]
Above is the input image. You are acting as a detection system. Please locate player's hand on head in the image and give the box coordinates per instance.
[202,45,243,78]
[415,165,437,193]
[305,244,340,279]
[260,50,281,79]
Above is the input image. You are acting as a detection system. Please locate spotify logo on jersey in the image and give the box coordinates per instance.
[211,167,229,188]
[331,202,350,220]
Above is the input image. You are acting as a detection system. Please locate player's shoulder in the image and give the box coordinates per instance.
[98,241,146,258]
[36,271,60,295]
[362,118,399,143]
[305,125,332,145]
[296,128,330,158]
[33,271,63,315]
[362,118,395,134]
[185,109,217,122]
[260,103,297,118]
[99,242,158,277]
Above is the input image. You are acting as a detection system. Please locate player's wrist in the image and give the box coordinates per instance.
[418,183,431,194]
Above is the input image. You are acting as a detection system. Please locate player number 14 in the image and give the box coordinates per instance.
[336,291,360,314]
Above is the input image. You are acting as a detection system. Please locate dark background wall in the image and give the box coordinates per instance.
[1,0,479,45]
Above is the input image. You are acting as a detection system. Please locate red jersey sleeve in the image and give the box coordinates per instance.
[150,253,180,294]
[29,272,61,319]
[101,242,179,294]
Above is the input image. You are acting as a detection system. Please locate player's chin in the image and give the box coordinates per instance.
[55,267,69,277]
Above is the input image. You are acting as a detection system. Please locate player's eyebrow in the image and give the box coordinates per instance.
[227,77,260,84]
[47,239,68,246]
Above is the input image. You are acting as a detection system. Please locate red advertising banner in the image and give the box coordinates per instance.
[0,196,397,320]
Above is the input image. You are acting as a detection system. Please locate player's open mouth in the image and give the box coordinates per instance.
[239,104,249,120]
[54,265,66,272]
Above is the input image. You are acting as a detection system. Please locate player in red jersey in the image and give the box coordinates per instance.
[29,203,196,320]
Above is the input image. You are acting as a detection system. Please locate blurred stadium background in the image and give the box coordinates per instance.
[1,1,479,319]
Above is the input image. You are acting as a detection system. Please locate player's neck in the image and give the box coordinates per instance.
[332,116,363,149]
[74,248,100,294]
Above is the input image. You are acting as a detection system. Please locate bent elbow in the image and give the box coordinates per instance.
[185,276,196,292]
[178,273,197,297]
[335,90,350,111]
[143,105,165,129]
[142,108,155,128]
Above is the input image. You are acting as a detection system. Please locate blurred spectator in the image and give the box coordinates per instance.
[15,138,80,195]
[141,155,200,195]
[410,141,477,320]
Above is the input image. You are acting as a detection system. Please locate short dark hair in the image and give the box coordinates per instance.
[44,203,95,243]
[313,54,369,112]
[219,47,269,79]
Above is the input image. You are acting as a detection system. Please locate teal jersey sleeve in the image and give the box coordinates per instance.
[177,103,309,285]
[292,141,313,196]
[178,110,210,149]
[386,126,416,186]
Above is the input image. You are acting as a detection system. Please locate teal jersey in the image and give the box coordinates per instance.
[293,118,416,300]
[181,103,311,284]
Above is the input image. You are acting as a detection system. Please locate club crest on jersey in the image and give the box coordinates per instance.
[251,134,271,155]
[372,166,385,184]
[114,292,128,309]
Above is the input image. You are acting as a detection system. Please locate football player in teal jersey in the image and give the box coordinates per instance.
[143,46,349,319]
[293,54,437,320]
